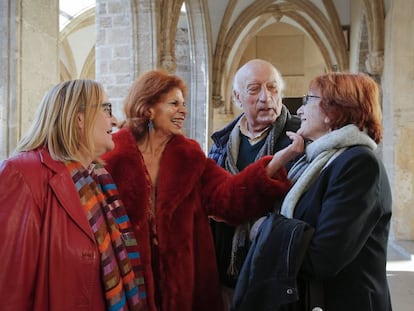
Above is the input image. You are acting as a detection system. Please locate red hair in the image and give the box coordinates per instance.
[310,72,383,143]
[123,69,187,140]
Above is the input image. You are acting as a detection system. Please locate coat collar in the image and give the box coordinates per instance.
[39,149,95,242]
[109,129,208,222]
[210,113,243,147]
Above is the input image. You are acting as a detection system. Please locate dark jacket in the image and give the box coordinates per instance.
[209,113,300,169]
[232,213,314,311]
[288,145,392,311]
[209,111,301,287]
[102,128,292,311]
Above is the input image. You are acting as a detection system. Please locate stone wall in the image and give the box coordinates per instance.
[383,0,414,239]
[95,0,135,120]
[0,0,59,160]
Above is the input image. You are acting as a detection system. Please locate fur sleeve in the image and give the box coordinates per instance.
[201,156,290,224]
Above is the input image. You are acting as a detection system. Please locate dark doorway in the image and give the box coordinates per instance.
[282,97,302,115]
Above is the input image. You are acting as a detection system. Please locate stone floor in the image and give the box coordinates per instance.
[387,240,414,310]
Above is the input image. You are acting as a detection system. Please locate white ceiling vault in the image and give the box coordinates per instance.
[59,0,385,112]
[59,0,96,80]
[59,0,95,30]
[58,0,356,78]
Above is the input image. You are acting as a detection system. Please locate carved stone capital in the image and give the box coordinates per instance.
[365,51,384,75]
[161,55,176,73]
[212,95,223,108]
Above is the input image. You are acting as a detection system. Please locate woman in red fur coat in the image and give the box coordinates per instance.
[102,69,303,311]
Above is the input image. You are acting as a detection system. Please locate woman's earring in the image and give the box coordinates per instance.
[148,119,154,131]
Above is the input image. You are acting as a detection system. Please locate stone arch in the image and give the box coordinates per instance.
[321,0,349,67]
[79,46,96,78]
[60,38,77,79]
[219,9,336,112]
[221,14,274,115]
[283,10,333,70]
[211,0,242,109]
[288,0,347,69]
[59,8,95,80]
[212,1,348,113]
[60,62,72,81]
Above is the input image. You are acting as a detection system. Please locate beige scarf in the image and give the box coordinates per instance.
[280,124,377,218]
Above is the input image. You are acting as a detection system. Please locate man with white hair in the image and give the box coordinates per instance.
[209,58,301,309]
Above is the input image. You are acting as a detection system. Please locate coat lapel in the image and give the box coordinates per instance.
[40,150,95,242]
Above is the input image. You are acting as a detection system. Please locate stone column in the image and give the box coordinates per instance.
[0,0,59,160]
[95,0,160,119]
[0,0,17,160]
[95,0,135,119]
[382,0,414,239]
[133,0,159,72]
[182,0,211,151]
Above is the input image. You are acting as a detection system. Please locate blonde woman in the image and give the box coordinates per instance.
[0,80,147,311]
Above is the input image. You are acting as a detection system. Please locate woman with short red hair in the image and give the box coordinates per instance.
[279,72,391,310]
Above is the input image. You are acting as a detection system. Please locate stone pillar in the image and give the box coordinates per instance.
[95,0,135,119]
[183,0,211,151]
[0,0,59,160]
[95,0,160,119]
[133,0,159,72]
[0,0,17,160]
[175,24,190,138]
[382,0,414,239]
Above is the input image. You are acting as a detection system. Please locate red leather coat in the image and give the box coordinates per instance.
[0,149,106,311]
[102,129,291,311]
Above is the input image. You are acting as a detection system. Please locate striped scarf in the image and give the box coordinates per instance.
[66,161,147,311]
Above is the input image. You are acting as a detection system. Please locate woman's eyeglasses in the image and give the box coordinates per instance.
[302,95,320,106]
[102,102,112,117]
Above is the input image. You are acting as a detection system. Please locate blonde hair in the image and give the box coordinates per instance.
[14,79,106,162]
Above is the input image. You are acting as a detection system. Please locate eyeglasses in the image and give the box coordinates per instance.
[101,102,112,117]
[302,94,321,106]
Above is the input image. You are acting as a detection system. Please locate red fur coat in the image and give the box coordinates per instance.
[102,128,290,311]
